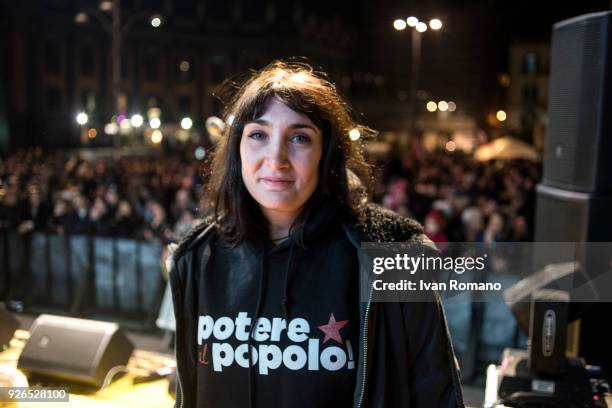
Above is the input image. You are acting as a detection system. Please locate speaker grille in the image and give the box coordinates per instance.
[535,184,589,242]
[544,12,612,192]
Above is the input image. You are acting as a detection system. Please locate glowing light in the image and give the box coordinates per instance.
[349,128,361,141]
[426,101,438,112]
[438,101,449,112]
[151,16,162,28]
[498,73,511,87]
[104,122,118,135]
[195,147,206,160]
[99,1,113,11]
[74,12,88,24]
[227,115,235,126]
[177,130,190,141]
[393,19,407,31]
[180,117,193,130]
[151,129,163,144]
[448,101,457,112]
[416,22,428,32]
[496,110,507,122]
[446,141,456,152]
[179,60,190,72]
[76,112,88,125]
[407,16,419,27]
[147,107,161,119]
[119,118,131,130]
[150,117,161,129]
[87,128,97,139]
[130,114,144,127]
[429,18,442,30]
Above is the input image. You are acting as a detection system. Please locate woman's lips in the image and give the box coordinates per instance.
[260,177,294,189]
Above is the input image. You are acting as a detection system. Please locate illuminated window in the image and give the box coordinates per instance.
[522,52,539,74]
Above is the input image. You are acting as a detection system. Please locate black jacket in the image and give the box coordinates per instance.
[167,204,465,408]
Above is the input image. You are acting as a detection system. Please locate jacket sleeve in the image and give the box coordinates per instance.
[402,239,465,407]
[167,247,197,408]
[401,291,465,407]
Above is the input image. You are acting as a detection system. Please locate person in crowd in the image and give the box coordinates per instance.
[111,199,142,238]
[480,211,506,244]
[424,209,449,251]
[18,184,51,233]
[89,196,112,236]
[143,200,172,243]
[460,206,484,243]
[69,194,91,234]
[167,60,464,408]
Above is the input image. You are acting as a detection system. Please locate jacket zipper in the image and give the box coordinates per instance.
[176,365,184,408]
[357,285,374,408]
[341,223,373,408]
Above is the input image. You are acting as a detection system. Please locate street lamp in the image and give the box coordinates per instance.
[181,117,193,130]
[415,22,428,33]
[429,18,443,30]
[150,14,163,28]
[130,114,144,127]
[393,15,443,139]
[407,16,419,27]
[76,112,89,125]
[149,117,161,129]
[75,0,162,146]
[426,100,457,113]
[393,19,407,31]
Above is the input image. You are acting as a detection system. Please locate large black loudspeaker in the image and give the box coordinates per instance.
[543,11,612,194]
[535,11,612,273]
[17,314,134,388]
[535,11,612,376]
[535,184,612,242]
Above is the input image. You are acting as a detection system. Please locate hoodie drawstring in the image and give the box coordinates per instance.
[247,237,297,408]
[281,240,295,321]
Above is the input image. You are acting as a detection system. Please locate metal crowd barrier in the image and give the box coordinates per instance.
[0,228,165,330]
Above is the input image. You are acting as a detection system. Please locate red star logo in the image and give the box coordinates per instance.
[318,313,349,344]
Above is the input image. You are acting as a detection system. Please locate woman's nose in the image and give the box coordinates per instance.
[265,137,290,169]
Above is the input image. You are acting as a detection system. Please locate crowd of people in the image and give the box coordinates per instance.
[0,145,540,246]
[0,147,207,244]
[377,149,539,246]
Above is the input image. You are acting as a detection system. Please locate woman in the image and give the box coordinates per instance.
[167,61,464,407]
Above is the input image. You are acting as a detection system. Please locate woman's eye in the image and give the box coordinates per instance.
[290,134,310,144]
[248,131,266,140]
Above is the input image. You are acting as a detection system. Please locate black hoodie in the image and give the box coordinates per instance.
[195,201,360,407]
[169,203,465,408]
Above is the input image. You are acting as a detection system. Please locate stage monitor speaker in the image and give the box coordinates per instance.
[0,308,18,349]
[543,11,612,194]
[17,314,134,388]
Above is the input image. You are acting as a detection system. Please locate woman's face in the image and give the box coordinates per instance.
[240,99,323,221]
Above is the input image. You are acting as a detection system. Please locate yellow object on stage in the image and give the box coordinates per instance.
[0,330,175,408]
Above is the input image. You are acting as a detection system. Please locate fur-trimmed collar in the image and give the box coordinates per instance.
[171,203,424,261]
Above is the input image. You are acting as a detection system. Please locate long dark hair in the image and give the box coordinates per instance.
[208,60,374,245]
